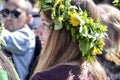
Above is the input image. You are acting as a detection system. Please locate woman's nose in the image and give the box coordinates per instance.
[39,31,42,36]
[35,29,42,36]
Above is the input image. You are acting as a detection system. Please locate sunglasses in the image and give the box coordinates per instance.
[0,9,21,18]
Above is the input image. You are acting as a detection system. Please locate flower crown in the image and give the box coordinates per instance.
[37,0,107,61]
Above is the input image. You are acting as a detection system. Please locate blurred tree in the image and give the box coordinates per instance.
[113,0,120,9]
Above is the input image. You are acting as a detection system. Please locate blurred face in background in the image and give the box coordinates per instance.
[34,12,50,48]
[1,0,28,32]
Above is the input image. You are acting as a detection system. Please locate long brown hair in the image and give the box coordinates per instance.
[34,26,108,80]
[34,0,108,80]
[34,26,81,71]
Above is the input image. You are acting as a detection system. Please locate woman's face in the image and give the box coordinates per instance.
[34,12,50,48]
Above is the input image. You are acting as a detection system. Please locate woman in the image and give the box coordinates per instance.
[0,50,20,80]
[31,0,108,80]
[97,4,120,80]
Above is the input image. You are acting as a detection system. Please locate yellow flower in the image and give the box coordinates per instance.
[92,47,102,55]
[59,5,64,9]
[69,13,80,26]
[98,39,105,50]
[58,17,63,23]
[55,0,63,4]
[100,39,105,46]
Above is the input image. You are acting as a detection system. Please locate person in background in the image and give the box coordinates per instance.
[1,0,35,80]
[0,51,20,80]
[28,0,42,30]
[0,0,4,26]
[97,4,120,80]
[31,0,108,80]
[25,1,42,79]
[29,12,42,30]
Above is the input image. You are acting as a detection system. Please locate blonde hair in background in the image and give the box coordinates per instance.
[97,4,120,65]
[34,0,108,80]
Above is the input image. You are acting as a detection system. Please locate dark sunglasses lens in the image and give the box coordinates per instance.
[2,9,9,17]
[11,10,21,18]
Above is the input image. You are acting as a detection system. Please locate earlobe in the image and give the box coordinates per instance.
[26,15,32,23]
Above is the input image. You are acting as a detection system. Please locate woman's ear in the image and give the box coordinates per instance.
[26,14,32,23]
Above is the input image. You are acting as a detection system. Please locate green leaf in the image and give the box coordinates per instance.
[79,38,90,56]
[45,0,52,3]
[89,18,94,25]
[83,25,88,37]
[83,11,88,18]
[42,5,52,11]
[79,25,83,33]
[0,36,6,47]
[71,28,77,41]
[37,0,45,4]
[100,24,107,31]
[54,18,63,30]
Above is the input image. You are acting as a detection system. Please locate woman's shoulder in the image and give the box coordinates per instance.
[0,69,9,80]
[0,52,20,80]
[31,65,80,80]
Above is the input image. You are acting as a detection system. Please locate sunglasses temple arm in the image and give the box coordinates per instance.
[0,11,2,14]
